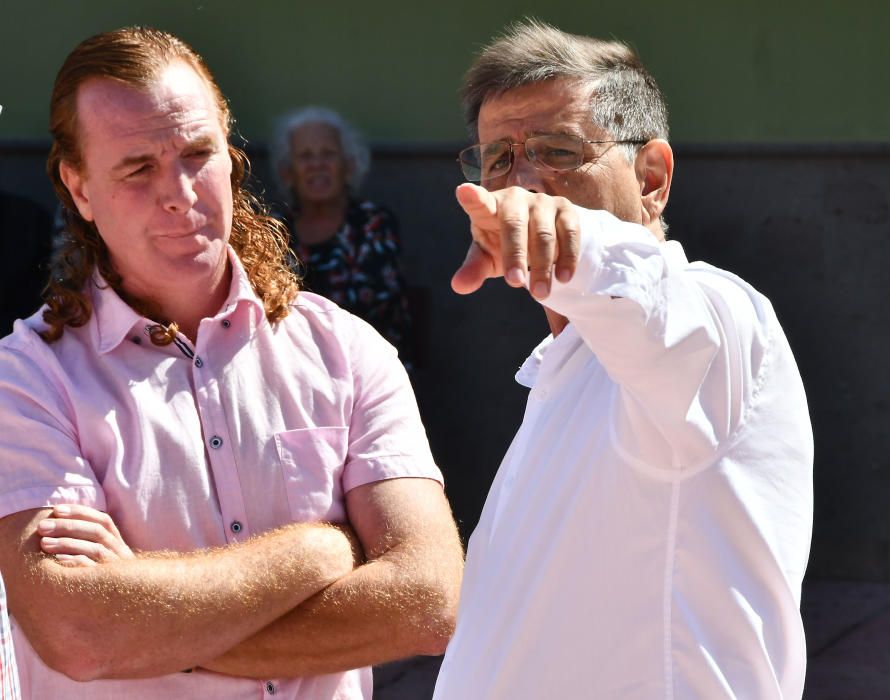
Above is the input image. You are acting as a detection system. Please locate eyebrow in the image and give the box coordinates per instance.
[482,129,581,144]
[110,134,218,175]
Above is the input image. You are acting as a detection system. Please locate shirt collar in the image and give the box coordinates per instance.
[91,245,264,354]
[661,239,689,271]
[515,334,555,388]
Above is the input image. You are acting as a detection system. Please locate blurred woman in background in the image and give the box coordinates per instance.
[273,107,413,369]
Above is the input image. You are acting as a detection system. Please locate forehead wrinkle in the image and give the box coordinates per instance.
[75,73,223,171]
[479,90,604,144]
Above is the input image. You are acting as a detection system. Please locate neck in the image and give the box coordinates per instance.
[294,195,348,245]
[296,192,348,219]
[544,308,569,337]
[120,261,232,343]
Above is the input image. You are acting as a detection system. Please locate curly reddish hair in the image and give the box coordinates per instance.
[43,26,298,343]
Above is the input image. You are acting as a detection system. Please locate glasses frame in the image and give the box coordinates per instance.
[457,134,649,183]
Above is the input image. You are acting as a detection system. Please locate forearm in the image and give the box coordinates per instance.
[204,535,463,678]
[203,478,465,679]
[2,510,356,681]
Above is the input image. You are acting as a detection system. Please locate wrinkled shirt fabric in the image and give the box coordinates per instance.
[434,209,813,700]
[0,249,441,699]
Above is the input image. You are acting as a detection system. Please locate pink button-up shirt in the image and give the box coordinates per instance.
[0,249,441,699]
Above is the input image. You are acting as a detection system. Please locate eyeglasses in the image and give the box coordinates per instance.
[457,134,647,184]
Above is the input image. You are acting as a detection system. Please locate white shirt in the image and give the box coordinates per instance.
[434,210,813,700]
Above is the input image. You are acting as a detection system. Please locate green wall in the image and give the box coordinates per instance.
[1,0,888,145]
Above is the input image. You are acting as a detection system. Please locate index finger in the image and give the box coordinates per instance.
[496,188,531,288]
[455,182,499,222]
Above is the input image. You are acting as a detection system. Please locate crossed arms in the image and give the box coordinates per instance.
[0,476,462,681]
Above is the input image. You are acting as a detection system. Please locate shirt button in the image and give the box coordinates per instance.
[194,356,204,368]
[230,520,243,534]
[209,436,223,449]
[265,681,277,694]
[221,319,231,328]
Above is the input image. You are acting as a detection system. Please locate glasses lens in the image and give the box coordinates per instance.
[479,142,511,182]
[458,146,483,182]
[526,134,584,171]
[459,143,512,183]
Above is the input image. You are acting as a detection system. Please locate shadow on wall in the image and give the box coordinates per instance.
[2,141,889,582]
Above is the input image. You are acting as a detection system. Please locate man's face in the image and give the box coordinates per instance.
[60,61,233,303]
[477,78,644,224]
[284,122,350,206]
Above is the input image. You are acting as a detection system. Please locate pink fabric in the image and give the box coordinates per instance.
[0,575,20,700]
[0,249,440,699]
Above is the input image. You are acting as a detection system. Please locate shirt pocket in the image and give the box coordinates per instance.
[274,426,348,522]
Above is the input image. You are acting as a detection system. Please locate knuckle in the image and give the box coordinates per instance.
[533,228,557,244]
[501,214,528,230]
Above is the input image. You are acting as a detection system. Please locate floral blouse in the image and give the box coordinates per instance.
[284,200,414,369]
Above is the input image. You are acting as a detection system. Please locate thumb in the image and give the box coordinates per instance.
[452,241,496,295]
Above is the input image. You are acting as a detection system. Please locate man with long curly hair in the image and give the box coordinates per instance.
[0,27,462,699]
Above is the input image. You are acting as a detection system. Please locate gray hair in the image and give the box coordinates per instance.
[462,19,669,163]
[272,106,371,198]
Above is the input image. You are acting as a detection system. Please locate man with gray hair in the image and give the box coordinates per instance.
[434,20,812,699]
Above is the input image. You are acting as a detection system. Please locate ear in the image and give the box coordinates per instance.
[634,139,673,239]
[58,161,94,222]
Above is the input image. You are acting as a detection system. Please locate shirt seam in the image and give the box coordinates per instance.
[662,480,681,700]
[0,484,103,520]
[607,320,778,483]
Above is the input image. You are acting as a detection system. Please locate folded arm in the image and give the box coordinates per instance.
[203,476,464,678]
[0,507,357,681]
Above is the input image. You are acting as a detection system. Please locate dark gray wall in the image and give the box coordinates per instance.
[2,142,887,582]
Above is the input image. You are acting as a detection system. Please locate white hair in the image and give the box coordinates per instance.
[272,106,371,198]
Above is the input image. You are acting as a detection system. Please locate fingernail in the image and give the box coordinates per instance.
[506,267,527,286]
[556,267,572,283]
[55,505,70,515]
[37,520,55,534]
[532,282,549,299]
[41,537,58,546]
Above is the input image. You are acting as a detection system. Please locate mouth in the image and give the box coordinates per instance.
[159,220,208,238]
[160,230,202,239]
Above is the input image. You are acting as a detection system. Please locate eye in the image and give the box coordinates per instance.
[481,156,503,175]
[480,146,510,177]
[544,147,575,157]
[126,163,152,179]
[186,148,213,160]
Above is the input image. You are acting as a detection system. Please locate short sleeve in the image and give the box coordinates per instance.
[341,315,441,492]
[0,333,105,518]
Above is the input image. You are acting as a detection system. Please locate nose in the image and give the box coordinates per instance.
[160,164,198,213]
[504,147,546,193]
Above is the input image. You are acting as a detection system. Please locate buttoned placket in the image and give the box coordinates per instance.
[170,317,250,544]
